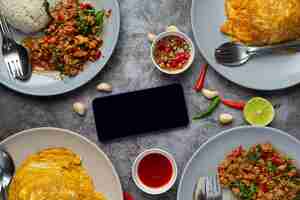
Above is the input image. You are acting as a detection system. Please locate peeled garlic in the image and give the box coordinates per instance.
[96,82,112,92]
[201,88,219,99]
[166,25,179,32]
[73,102,86,116]
[219,113,233,125]
[147,32,157,42]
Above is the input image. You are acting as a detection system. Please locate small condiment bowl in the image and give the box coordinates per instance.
[151,31,195,75]
[132,148,178,195]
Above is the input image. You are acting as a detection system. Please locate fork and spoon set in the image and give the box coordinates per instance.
[215,40,300,66]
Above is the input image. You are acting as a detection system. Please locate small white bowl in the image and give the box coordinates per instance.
[151,31,195,75]
[132,148,178,195]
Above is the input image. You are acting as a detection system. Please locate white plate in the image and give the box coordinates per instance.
[191,0,300,90]
[0,0,120,96]
[0,127,123,200]
[177,126,300,200]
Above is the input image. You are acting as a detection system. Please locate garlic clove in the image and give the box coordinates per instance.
[201,88,219,99]
[96,82,112,92]
[147,32,157,42]
[73,102,86,116]
[219,113,233,125]
[166,25,179,32]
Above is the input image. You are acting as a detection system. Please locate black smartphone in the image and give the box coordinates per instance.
[92,83,189,141]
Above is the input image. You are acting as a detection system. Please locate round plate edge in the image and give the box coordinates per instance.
[0,0,121,96]
[190,0,300,91]
[0,127,124,200]
[176,125,300,200]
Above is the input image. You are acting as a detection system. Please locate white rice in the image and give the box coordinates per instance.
[0,0,51,33]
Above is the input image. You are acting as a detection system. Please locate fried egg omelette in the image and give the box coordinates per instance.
[8,148,106,200]
[221,0,300,45]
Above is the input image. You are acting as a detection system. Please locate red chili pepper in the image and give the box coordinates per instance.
[171,52,190,67]
[164,47,171,53]
[221,98,246,110]
[43,37,49,43]
[229,145,243,158]
[194,63,208,92]
[271,155,284,166]
[260,183,268,192]
[123,192,134,200]
[58,12,65,21]
[169,60,178,68]
[95,50,102,60]
[47,36,57,44]
[157,41,168,51]
[175,52,190,60]
[79,2,93,9]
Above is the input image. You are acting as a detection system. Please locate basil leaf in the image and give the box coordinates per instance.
[247,145,261,162]
[267,161,277,173]
[95,10,105,26]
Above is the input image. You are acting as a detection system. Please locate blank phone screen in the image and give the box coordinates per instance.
[92,84,189,141]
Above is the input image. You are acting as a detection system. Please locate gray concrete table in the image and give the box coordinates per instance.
[0,0,299,199]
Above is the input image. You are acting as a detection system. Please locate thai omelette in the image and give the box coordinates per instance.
[8,148,106,200]
[221,0,300,45]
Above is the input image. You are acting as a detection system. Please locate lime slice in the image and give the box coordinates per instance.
[243,97,275,126]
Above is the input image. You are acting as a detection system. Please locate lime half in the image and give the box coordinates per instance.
[243,97,275,126]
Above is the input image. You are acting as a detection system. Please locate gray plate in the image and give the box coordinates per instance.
[191,0,300,91]
[177,126,300,200]
[0,127,123,200]
[0,0,120,96]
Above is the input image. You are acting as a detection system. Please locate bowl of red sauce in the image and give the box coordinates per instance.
[151,31,195,75]
[132,149,177,195]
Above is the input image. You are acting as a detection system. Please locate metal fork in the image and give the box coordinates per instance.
[0,15,24,80]
[215,41,300,66]
[194,175,222,200]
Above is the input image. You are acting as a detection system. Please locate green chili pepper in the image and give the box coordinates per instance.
[193,96,220,120]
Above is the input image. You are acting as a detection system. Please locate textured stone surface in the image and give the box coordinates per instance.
[0,0,299,199]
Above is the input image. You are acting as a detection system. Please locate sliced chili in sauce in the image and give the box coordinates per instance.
[153,35,191,71]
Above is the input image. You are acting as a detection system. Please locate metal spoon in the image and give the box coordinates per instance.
[0,150,14,200]
[215,40,300,66]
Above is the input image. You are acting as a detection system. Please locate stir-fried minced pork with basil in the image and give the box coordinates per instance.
[218,143,300,200]
[23,0,110,76]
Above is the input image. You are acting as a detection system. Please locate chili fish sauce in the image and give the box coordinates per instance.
[137,153,173,188]
[153,35,191,70]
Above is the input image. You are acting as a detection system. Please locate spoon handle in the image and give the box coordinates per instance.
[247,40,300,55]
[0,185,7,200]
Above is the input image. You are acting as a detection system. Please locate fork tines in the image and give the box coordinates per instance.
[194,175,222,200]
[0,14,13,37]
[0,14,22,80]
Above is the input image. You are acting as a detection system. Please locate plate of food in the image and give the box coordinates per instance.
[0,0,120,96]
[177,126,300,200]
[0,127,123,200]
[191,0,300,90]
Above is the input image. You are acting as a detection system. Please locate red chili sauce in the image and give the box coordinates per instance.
[153,35,191,70]
[137,153,173,188]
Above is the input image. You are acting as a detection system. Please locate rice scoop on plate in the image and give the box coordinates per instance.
[221,0,300,45]
[8,148,106,200]
[0,0,51,33]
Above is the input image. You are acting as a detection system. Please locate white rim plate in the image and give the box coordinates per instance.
[177,126,300,200]
[0,0,120,96]
[0,127,123,200]
[191,0,300,90]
